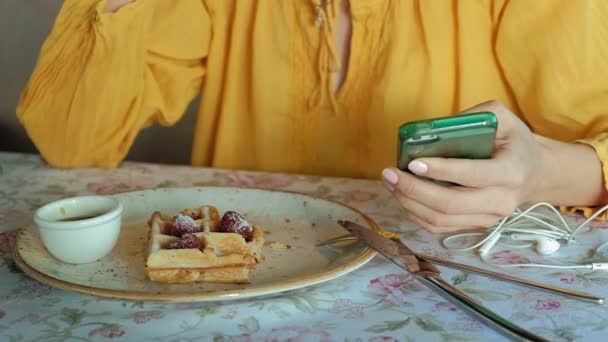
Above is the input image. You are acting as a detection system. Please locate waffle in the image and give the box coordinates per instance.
[146,206,264,284]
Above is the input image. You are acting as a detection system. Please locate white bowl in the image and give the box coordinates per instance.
[33,196,123,264]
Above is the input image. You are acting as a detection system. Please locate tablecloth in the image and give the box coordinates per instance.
[1,152,608,341]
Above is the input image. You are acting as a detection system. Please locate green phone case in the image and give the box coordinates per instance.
[397,112,498,171]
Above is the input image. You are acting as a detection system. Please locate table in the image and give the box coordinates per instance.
[1,151,608,341]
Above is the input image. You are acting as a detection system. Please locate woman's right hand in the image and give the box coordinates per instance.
[105,0,134,13]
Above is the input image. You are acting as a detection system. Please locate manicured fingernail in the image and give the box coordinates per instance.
[382,179,395,192]
[408,160,428,175]
[382,168,399,185]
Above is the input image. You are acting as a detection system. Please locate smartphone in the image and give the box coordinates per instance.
[397,112,498,171]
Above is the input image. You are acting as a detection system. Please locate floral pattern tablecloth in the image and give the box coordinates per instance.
[1,152,608,341]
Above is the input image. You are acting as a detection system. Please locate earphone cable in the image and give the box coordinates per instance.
[442,202,608,270]
[568,205,608,243]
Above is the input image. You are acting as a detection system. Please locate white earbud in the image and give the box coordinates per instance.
[442,202,608,271]
[510,233,560,255]
[479,231,501,256]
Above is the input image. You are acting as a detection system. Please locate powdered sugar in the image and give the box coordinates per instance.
[218,211,253,241]
[174,214,197,227]
[167,214,200,236]
[166,234,201,249]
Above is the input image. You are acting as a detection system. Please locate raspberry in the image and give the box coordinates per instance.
[218,211,253,241]
[167,214,200,236]
[166,234,201,249]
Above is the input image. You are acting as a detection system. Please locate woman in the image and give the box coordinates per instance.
[17,0,608,232]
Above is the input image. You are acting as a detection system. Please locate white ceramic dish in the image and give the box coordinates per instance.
[33,196,123,264]
[15,187,378,302]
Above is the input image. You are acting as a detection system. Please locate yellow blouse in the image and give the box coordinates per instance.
[17,0,608,187]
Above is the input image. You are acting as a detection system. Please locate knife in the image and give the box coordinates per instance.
[338,220,550,342]
[317,233,604,304]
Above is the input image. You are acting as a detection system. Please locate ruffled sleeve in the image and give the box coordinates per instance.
[494,0,608,218]
[17,0,211,167]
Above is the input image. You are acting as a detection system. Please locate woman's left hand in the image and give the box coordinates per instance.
[381,100,548,233]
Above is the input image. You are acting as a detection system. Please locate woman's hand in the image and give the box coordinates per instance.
[382,100,607,233]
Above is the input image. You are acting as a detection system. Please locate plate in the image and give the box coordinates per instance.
[14,187,378,302]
